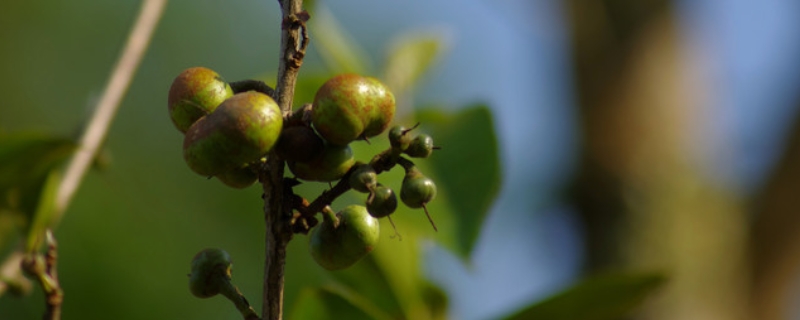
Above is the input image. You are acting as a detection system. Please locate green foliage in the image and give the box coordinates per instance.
[0,133,75,252]
[417,105,501,258]
[503,272,667,320]
[384,32,449,95]
[310,6,371,75]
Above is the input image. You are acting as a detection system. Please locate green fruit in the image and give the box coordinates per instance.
[405,134,435,158]
[189,248,232,298]
[216,164,258,189]
[388,125,413,152]
[367,185,397,218]
[168,67,233,133]
[400,165,438,231]
[183,91,283,176]
[309,205,380,270]
[288,144,355,182]
[275,125,324,162]
[349,163,377,193]
[312,74,395,145]
[400,166,437,208]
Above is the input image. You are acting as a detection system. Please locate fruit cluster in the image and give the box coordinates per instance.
[170,68,439,272]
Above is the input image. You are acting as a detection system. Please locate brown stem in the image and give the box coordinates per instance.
[43,231,62,320]
[261,0,308,319]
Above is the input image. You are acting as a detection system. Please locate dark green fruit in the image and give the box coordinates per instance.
[168,67,233,133]
[349,163,377,193]
[288,144,355,182]
[216,165,257,189]
[189,248,232,298]
[400,165,438,231]
[400,166,437,208]
[183,91,283,176]
[312,74,395,145]
[275,126,324,162]
[309,205,380,270]
[405,134,434,158]
[388,125,413,152]
[367,185,397,218]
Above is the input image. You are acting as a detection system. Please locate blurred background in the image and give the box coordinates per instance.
[1,0,800,319]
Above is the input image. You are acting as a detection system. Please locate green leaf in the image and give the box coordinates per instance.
[503,272,667,320]
[421,280,448,320]
[416,105,501,258]
[383,31,449,95]
[0,133,75,213]
[292,73,331,109]
[288,285,394,320]
[310,6,371,75]
[25,169,61,253]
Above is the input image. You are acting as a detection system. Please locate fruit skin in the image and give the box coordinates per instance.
[309,205,380,270]
[349,163,377,193]
[389,125,412,152]
[288,144,355,182]
[405,134,434,158]
[312,74,395,146]
[183,91,283,176]
[216,165,258,189]
[189,248,232,298]
[168,67,233,133]
[367,185,397,218]
[275,125,324,162]
[400,167,437,208]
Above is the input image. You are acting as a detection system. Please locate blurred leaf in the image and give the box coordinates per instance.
[310,6,371,75]
[303,0,316,15]
[416,105,500,259]
[503,272,667,320]
[0,133,73,225]
[328,253,405,318]
[384,31,449,95]
[421,280,448,320]
[288,284,393,320]
[292,73,331,108]
[24,169,60,253]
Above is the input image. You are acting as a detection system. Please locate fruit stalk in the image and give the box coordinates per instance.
[262,0,308,319]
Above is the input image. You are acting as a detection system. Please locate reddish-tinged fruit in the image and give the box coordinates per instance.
[183,91,282,176]
[168,67,233,133]
[312,74,395,145]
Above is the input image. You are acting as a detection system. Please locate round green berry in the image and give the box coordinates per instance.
[309,205,380,270]
[168,67,233,133]
[183,91,283,176]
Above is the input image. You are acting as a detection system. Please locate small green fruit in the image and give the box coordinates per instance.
[400,165,438,231]
[309,205,380,270]
[400,166,437,208]
[367,184,397,218]
[183,91,283,176]
[275,126,324,162]
[349,163,377,193]
[216,164,258,189]
[189,248,232,299]
[405,134,435,158]
[388,125,413,152]
[168,67,233,133]
[312,74,395,145]
[288,144,355,182]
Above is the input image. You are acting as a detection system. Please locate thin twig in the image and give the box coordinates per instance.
[262,0,307,319]
[54,0,167,223]
[0,0,166,314]
[42,230,62,320]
